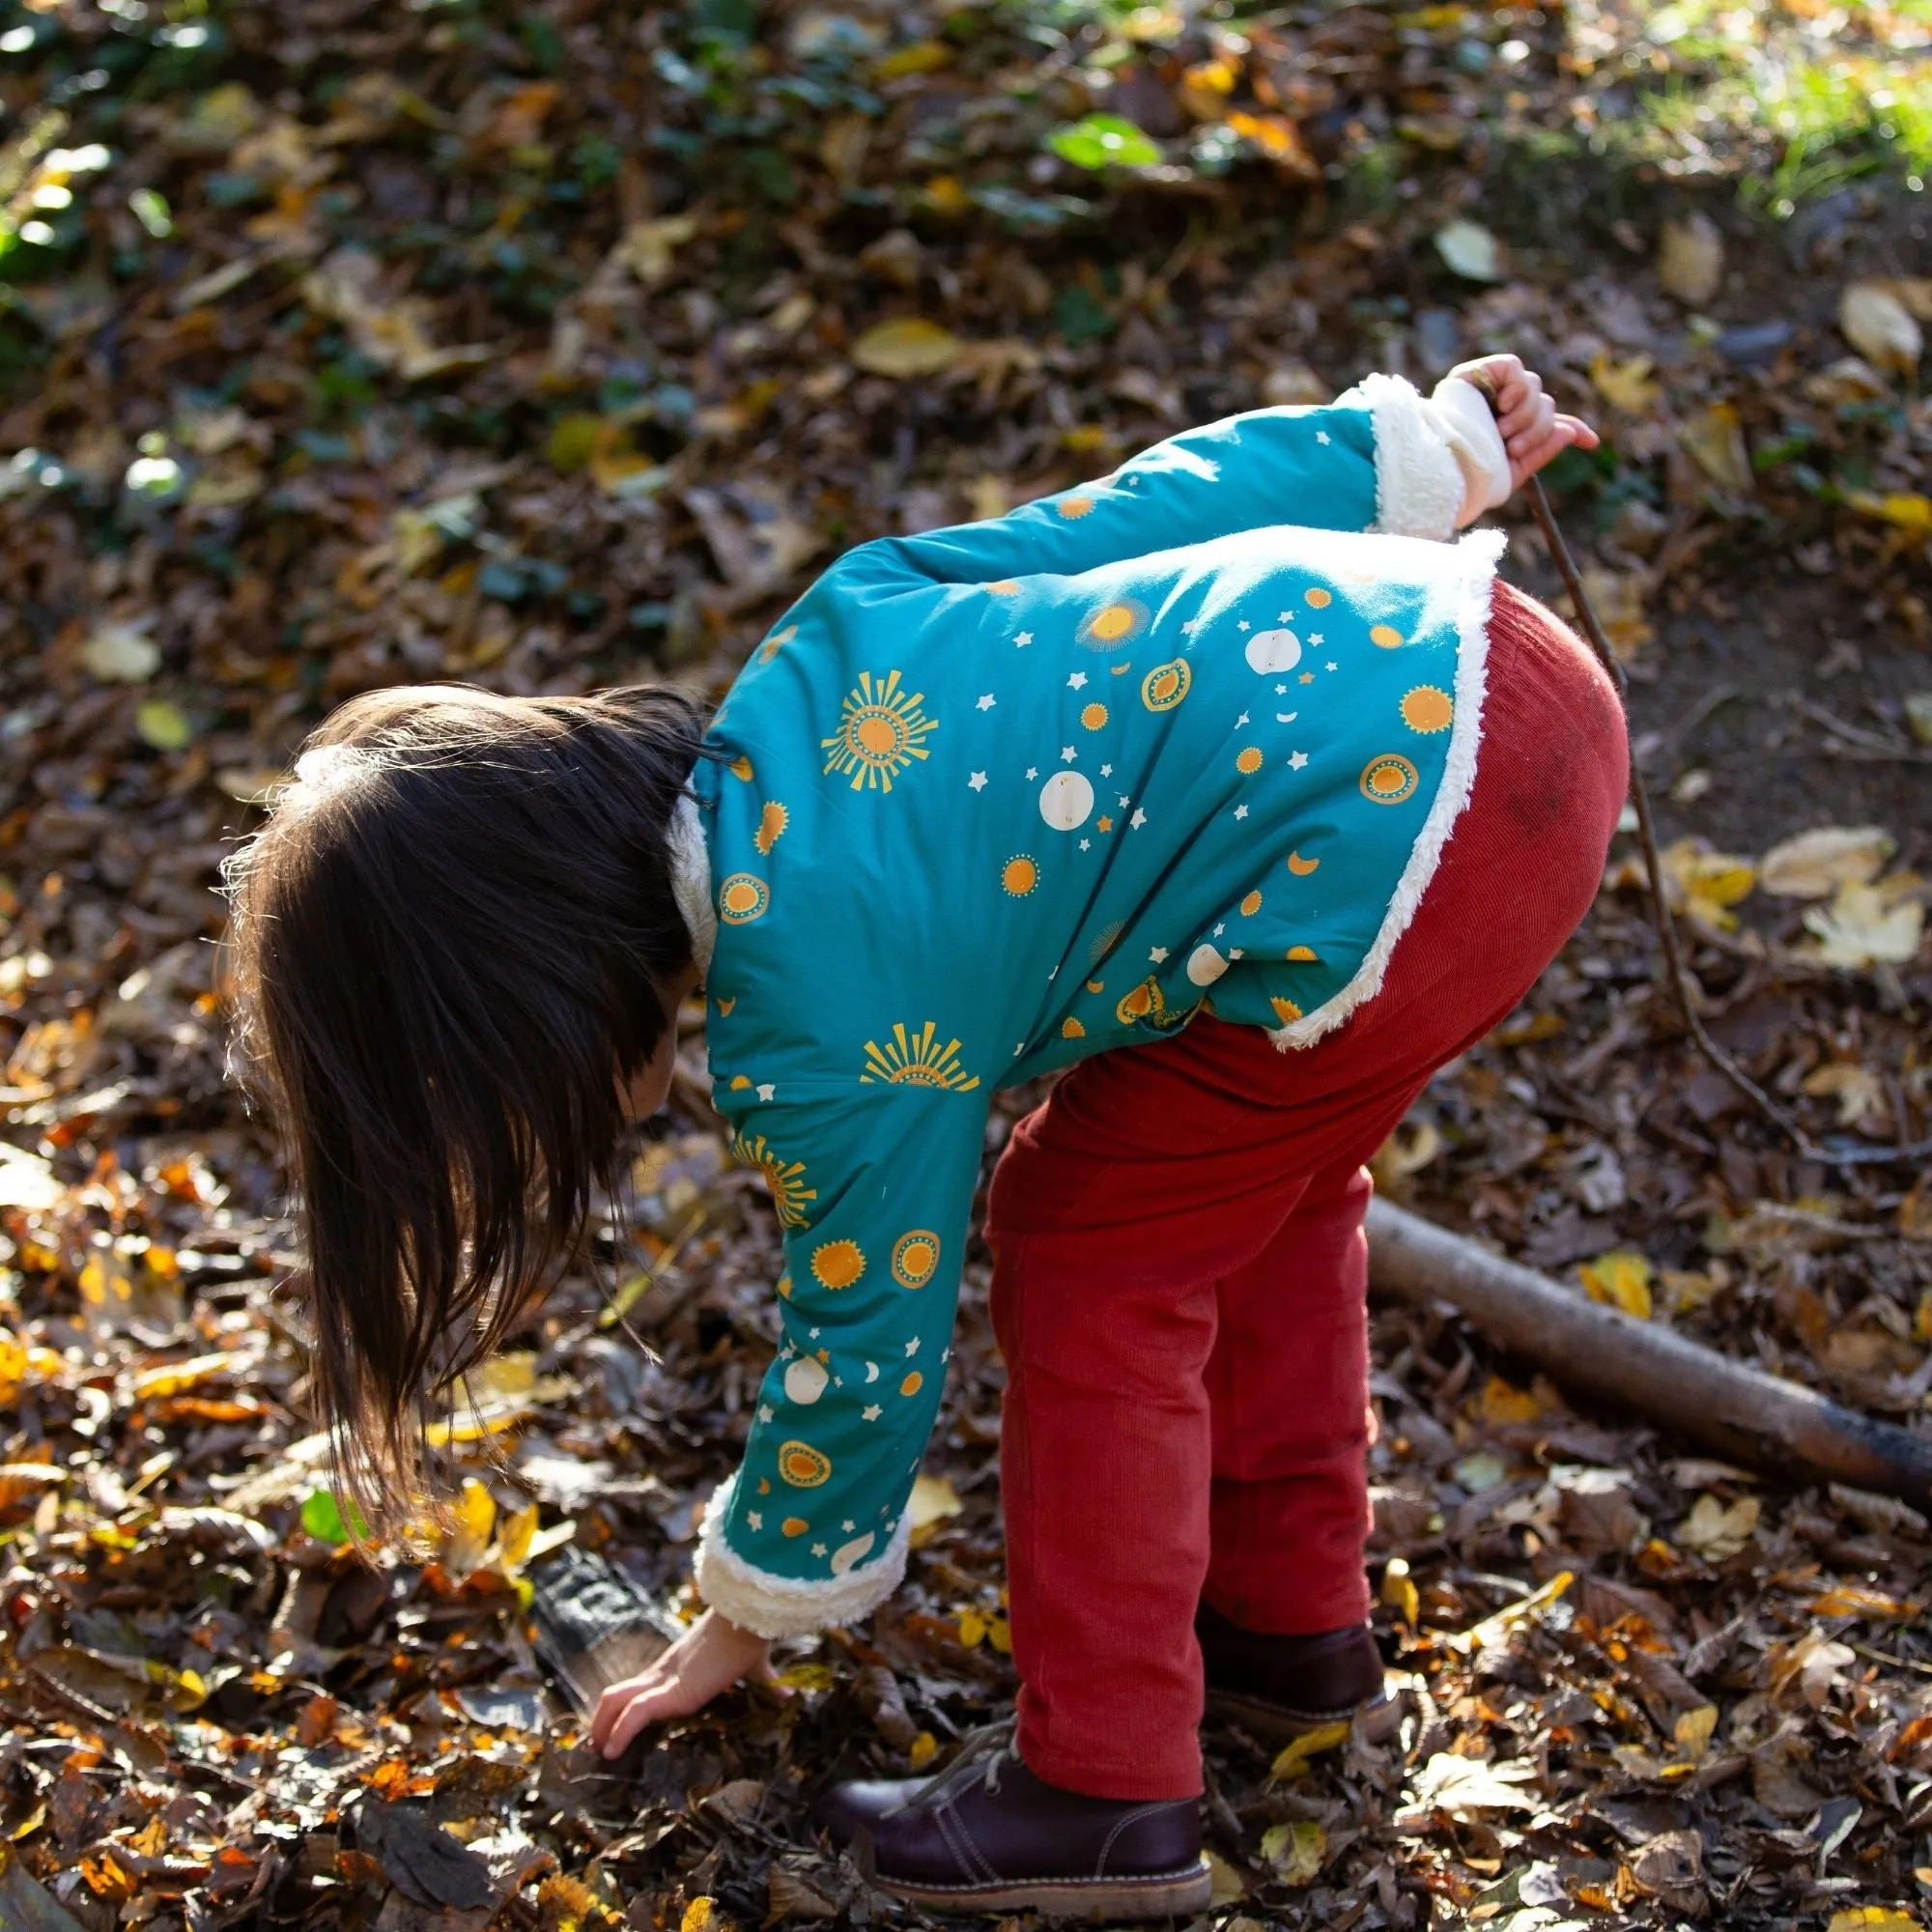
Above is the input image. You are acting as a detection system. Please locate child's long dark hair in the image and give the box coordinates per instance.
[224,683,703,1534]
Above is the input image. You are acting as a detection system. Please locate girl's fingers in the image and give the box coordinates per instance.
[1556,412,1601,450]
[1506,391,1555,455]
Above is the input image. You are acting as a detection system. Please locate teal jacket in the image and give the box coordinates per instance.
[676,372,1511,1636]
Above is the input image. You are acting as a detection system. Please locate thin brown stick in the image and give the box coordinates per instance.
[1518,469,1932,1169]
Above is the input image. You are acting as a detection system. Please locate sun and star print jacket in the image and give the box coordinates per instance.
[668,369,1514,1638]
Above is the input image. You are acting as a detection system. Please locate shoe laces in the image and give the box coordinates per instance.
[911,1718,1018,1804]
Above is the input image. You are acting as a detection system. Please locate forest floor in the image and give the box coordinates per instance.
[2,3,1932,1930]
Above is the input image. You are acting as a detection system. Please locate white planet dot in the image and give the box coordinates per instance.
[783,1356,829,1406]
[1187,944,1229,986]
[1245,627,1301,675]
[1038,770,1094,832]
[830,1531,876,1575]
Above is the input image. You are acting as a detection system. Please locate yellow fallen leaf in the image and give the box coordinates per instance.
[1260,1819,1325,1885]
[1577,566,1653,658]
[1657,212,1723,305]
[130,1350,247,1402]
[135,700,193,753]
[850,317,962,379]
[1591,350,1659,414]
[1381,1555,1419,1625]
[1809,1585,1919,1619]
[1580,1250,1654,1320]
[0,1328,27,1406]
[681,1899,720,1932]
[81,621,161,683]
[1840,280,1922,376]
[1827,1910,1922,1932]
[494,1499,539,1576]
[1802,1063,1889,1129]
[1206,1850,1246,1906]
[1267,1720,1350,1782]
[1848,490,1932,535]
[1680,402,1753,493]
[1678,1492,1759,1560]
[873,40,951,78]
[1673,1702,1719,1760]
[1760,825,1894,898]
[615,213,699,285]
[1446,1570,1574,1654]
[908,1472,963,1529]
[1662,838,1756,931]
[1804,880,1924,969]
[442,1477,496,1577]
[1478,1375,1541,1426]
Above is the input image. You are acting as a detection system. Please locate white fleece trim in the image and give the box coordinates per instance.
[693,1474,912,1639]
[1430,375,1513,520]
[668,792,716,979]
[1269,528,1504,1052]
[1352,372,1467,542]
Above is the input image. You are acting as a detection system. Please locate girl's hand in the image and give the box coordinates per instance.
[1451,354,1600,495]
[589,1609,783,1757]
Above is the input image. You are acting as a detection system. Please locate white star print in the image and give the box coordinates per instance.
[906,1338,920,1356]
[758,1405,774,1423]
[1234,805,1248,821]
[863,1405,882,1421]
[1325,662,1338,672]
[747,1511,762,1530]
[1150,946,1168,962]
[809,1327,820,1339]
[1236,618,1251,632]
[811,1543,827,1556]
[1214,923,1226,937]
[1118,794,1130,808]
[1061,746,1076,762]
[834,1377,843,1388]
[1289,751,1309,770]
[1025,766,1038,780]
[1316,429,1330,443]
[977,693,996,711]
[756,1083,775,1101]
[842,1520,856,1532]
[1236,711,1250,727]
[1279,612,1293,624]
[1275,683,1288,694]
[1067,671,1088,689]
[968,771,987,791]
[1100,763,1113,776]
[1016,1041,1027,1054]
[1230,948,1244,959]
[1079,838,1091,850]
[1308,633,1323,645]
[1014,630,1033,646]
[1130,808,1147,828]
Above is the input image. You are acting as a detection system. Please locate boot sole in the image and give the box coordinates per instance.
[1204,1683,1404,1745]
[878,1860,1214,1920]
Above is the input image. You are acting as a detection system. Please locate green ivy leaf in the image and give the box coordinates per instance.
[1045,115,1161,172]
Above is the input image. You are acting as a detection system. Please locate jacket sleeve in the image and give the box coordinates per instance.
[833,374,1509,595]
[694,1082,987,1638]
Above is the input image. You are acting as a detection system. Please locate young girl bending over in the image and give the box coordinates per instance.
[229,355,1618,1919]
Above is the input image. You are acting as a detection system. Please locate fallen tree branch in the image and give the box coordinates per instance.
[1366,1197,1932,1512]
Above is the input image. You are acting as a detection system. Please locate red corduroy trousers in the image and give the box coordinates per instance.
[982,582,1630,1800]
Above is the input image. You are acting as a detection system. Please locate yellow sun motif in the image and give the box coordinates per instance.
[1062,1016,1086,1038]
[892,1230,941,1289]
[1078,599,1147,651]
[1057,494,1095,519]
[729,754,754,781]
[777,1273,792,1299]
[1240,890,1263,916]
[1401,686,1454,733]
[1089,921,1124,964]
[779,1441,832,1488]
[900,1371,923,1397]
[754,800,790,855]
[1270,997,1303,1024]
[1141,659,1191,711]
[1370,623,1405,649]
[718,873,769,923]
[729,1074,752,1091]
[1080,702,1109,731]
[821,669,938,792]
[1236,746,1263,775]
[730,1131,817,1230]
[861,1021,980,1092]
[1361,753,1420,804]
[757,1477,771,1493]
[758,623,798,664]
[1287,944,1320,962]
[1305,586,1332,609]
[1115,979,1190,1032]
[1002,855,1039,897]
[781,1516,809,1536]
[810,1238,866,1290]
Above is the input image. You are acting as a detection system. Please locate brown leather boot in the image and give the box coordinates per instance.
[1196,1603,1397,1741]
[811,1723,1211,1920]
